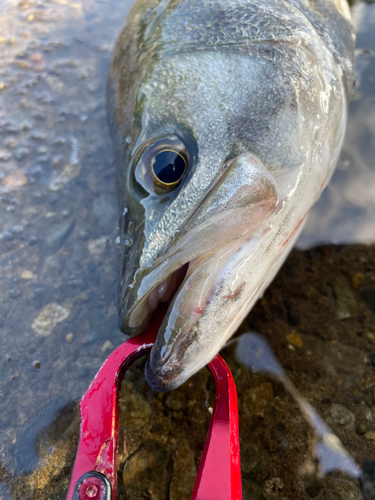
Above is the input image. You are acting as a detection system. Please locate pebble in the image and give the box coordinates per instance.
[52,136,66,145]
[351,272,365,289]
[37,145,48,154]
[5,138,18,149]
[9,289,21,299]
[263,477,284,499]
[122,443,168,499]
[65,333,73,343]
[241,442,269,481]
[356,422,368,435]
[303,474,323,498]
[361,287,375,315]
[88,236,109,257]
[364,431,375,442]
[326,403,355,430]
[332,276,358,319]
[1,231,14,241]
[77,228,90,240]
[286,330,303,347]
[326,477,362,500]
[2,171,28,189]
[31,303,70,336]
[243,383,274,418]
[14,146,30,161]
[101,340,113,352]
[49,163,82,191]
[51,155,64,168]
[11,224,23,234]
[299,333,365,384]
[28,235,39,246]
[31,131,46,140]
[169,439,196,500]
[164,391,188,412]
[46,218,75,249]
[21,270,34,279]
[0,149,12,161]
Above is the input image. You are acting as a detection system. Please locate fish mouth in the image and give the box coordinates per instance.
[119,152,280,391]
[120,248,229,390]
[119,256,196,335]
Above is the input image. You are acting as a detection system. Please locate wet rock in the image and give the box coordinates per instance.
[299,333,365,385]
[5,137,18,149]
[31,303,70,336]
[263,477,285,500]
[360,461,375,500]
[15,395,67,474]
[0,149,12,161]
[364,431,375,442]
[303,474,324,498]
[28,235,39,245]
[356,422,368,435]
[169,439,196,500]
[164,391,188,412]
[101,340,113,352]
[242,383,273,418]
[325,477,362,500]
[241,442,269,484]
[14,146,30,161]
[369,351,375,367]
[286,330,303,347]
[46,217,75,250]
[332,276,359,319]
[8,289,21,299]
[2,170,27,189]
[1,231,14,242]
[361,287,375,315]
[120,380,151,426]
[92,195,117,230]
[242,479,264,500]
[50,155,64,168]
[351,272,365,289]
[326,403,355,430]
[87,236,109,257]
[49,163,81,191]
[122,442,169,500]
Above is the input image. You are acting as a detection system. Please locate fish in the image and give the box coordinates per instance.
[107,0,355,391]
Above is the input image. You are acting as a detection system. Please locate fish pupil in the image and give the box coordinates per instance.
[153,150,186,185]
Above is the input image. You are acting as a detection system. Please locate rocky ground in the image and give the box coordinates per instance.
[0,0,374,499]
[1,243,375,500]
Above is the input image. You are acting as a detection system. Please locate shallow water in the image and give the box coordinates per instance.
[0,0,374,498]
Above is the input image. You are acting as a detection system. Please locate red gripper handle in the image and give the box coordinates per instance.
[66,306,242,500]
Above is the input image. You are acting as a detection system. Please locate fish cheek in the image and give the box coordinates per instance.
[185,152,279,249]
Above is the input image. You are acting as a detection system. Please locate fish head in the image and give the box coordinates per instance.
[115,50,284,389]
[108,0,353,391]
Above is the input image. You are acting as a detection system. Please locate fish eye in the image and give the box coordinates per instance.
[135,136,189,195]
[151,149,187,187]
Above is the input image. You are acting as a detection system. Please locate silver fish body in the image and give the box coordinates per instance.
[107,0,355,391]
